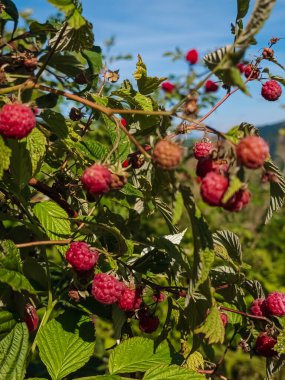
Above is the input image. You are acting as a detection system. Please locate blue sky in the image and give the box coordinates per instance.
[14,0,285,130]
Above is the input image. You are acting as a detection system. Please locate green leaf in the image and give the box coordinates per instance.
[6,139,32,189]
[112,304,127,340]
[263,160,285,224]
[74,376,127,380]
[143,365,206,380]
[195,248,215,289]
[203,46,232,71]
[0,239,22,271]
[270,75,285,86]
[36,93,59,109]
[76,140,108,161]
[213,230,242,265]
[195,305,225,344]
[154,198,178,234]
[40,52,85,77]
[133,54,147,80]
[275,318,285,354]
[0,309,18,339]
[109,338,171,375]
[41,110,69,139]
[0,323,29,380]
[222,177,243,203]
[184,351,204,371]
[237,0,251,19]
[49,23,94,52]
[0,136,11,180]
[120,183,143,198]
[26,128,47,176]
[138,76,167,95]
[82,46,103,76]
[37,319,95,380]
[0,268,36,294]
[47,0,75,15]
[1,0,19,36]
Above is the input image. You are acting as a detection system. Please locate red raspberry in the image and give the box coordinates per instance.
[152,140,183,170]
[122,159,130,168]
[110,171,128,190]
[118,287,142,311]
[138,310,160,333]
[161,81,175,93]
[263,292,285,316]
[196,158,228,178]
[236,136,269,169]
[179,290,187,297]
[121,118,127,127]
[223,188,251,212]
[24,304,39,332]
[193,140,214,159]
[205,80,219,93]
[0,103,36,139]
[66,242,99,272]
[220,313,228,327]
[152,291,166,303]
[237,63,246,73]
[200,172,229,206]
[244,64,260,80]
[250,298,266,316]
[261,80,282,101]
[92,273,124,305]
[256,332,277,357]
[81,164,111,195]
[185,49,198,64]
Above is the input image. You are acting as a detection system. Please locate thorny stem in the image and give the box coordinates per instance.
[220,306,272,324]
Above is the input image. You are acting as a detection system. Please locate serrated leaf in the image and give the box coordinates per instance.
[195,305,225,344]
[270,75,285,86]
[77,140,108,161]
[138,76,167,95]
[120,183,143,198]
[112,304,127,340]
[0,323,29,380]
[133,54,147,80]
[47,0,75,15]
[0,309,17,339]
[172,191,184,225]
[82,46,103,76]
[0,239,22,271]
[222,176,243,203]
[195,248,215,289]
[143,365,206,380]
[221,303,242,325]
[237,0,251,19]
[49,23,94,52]
[37,319,95,380]
[164,228,187,245]
[203,46,232,71]
[185,352,204,371]
[74,376,126,380]
[1,0,18,36]
[213,230,242,265]
[26,128,47,176]
[6,139,32,189]
[108,338,171,374]
[0,136,11,180]
[0,268,36,294]
[275,318,285,354]
[40,52,85,77]
[41,110,68,139]
[154,198,178,234]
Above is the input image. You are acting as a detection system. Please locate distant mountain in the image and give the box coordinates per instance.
[259,120,285,164]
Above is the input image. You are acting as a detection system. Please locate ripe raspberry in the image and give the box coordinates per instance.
[205,80,219,93]
[244,64,260,80]
[0,103,36,139]
[110,171,128,190]
[24,304,39,332]
[118,287,142,311]
[193,140,214,159]
[121,118,127,127]
[236,136,269,169]
[92,273,124,305]
[220,313,228,327]
[179,291,187,297]
[161,81,175,93]
[66,242,99,272]
[223,188,251,212]
[237,63,246,73]
[152,140,183,170]
[263,292,285,316]
[185,49,198,64]
[196,158,228,178]
[200,172,229,206]
[138,309,160,333]
[256,332,277,357]
[250,298,266,316]
[261,80,282,101]
[122,159,130,168]
[81,164,111,195]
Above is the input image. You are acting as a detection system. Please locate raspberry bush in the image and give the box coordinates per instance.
[0,1,285,380]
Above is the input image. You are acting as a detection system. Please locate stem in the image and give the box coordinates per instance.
[220,306,272,323]
[16,239,71,248]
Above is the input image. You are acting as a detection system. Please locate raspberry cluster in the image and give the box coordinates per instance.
[250,292,285,317]
[66,242,99,272]
[0,103,36,139]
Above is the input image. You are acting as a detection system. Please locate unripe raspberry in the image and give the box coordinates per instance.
[244,64,260,80]
[193,140,214,159]
[220,312,228,327]
[138,309,160,333]
[200,172,229,206]
[250,298,266,316]
[24,304,39,333]
[121,118,127,127]
[236,136,269,169]
[68,290,80,302]
[196,158,228,178]
[118,287,142,311]
[0,103,36,139]
[263,292,285,316]
[110,171,128,190]
[66,242,99,272]
[92,273,124,305]
[204,80,219,93]
[261,80,282,101]
[223,188,251,212]
[161,81,175,93]
[185,49,198,64]
[81,164,111,195]
[256,332,277,357]
[152,140,183,170]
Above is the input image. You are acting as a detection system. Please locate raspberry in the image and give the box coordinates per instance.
[122,159,130,168]
[237,63,246,73]
[261,80,282,101]
[92,273,124,305]
[0,103,36,139]
[110,171,128,190]
[205,80,219,93]
[179,291,187,297]
[23,57,38,70]
[244,64,260,80]
[121,118,127,127]
[196,158,228,178]
[263,292,285,316]
[66,242,99,272]
[193,140,214,159]
[138,309,160,333]
[220,313,228,327]
[118,287,142,311]
[236,136,269,169]
[161,81,175,93]
[250,298,266,316]
[200,172,229,206]
[24,304,39,333]
[152,291,166,303]
[185,49,198,64]
[152,140,183,170]
[262,47,274,59]
[256,332,277,357]
[223,188,251,212]
[69,107,83,121]
[81,164,111,195]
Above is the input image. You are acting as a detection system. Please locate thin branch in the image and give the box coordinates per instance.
[16,239,71,248]
[220,306,272,324]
